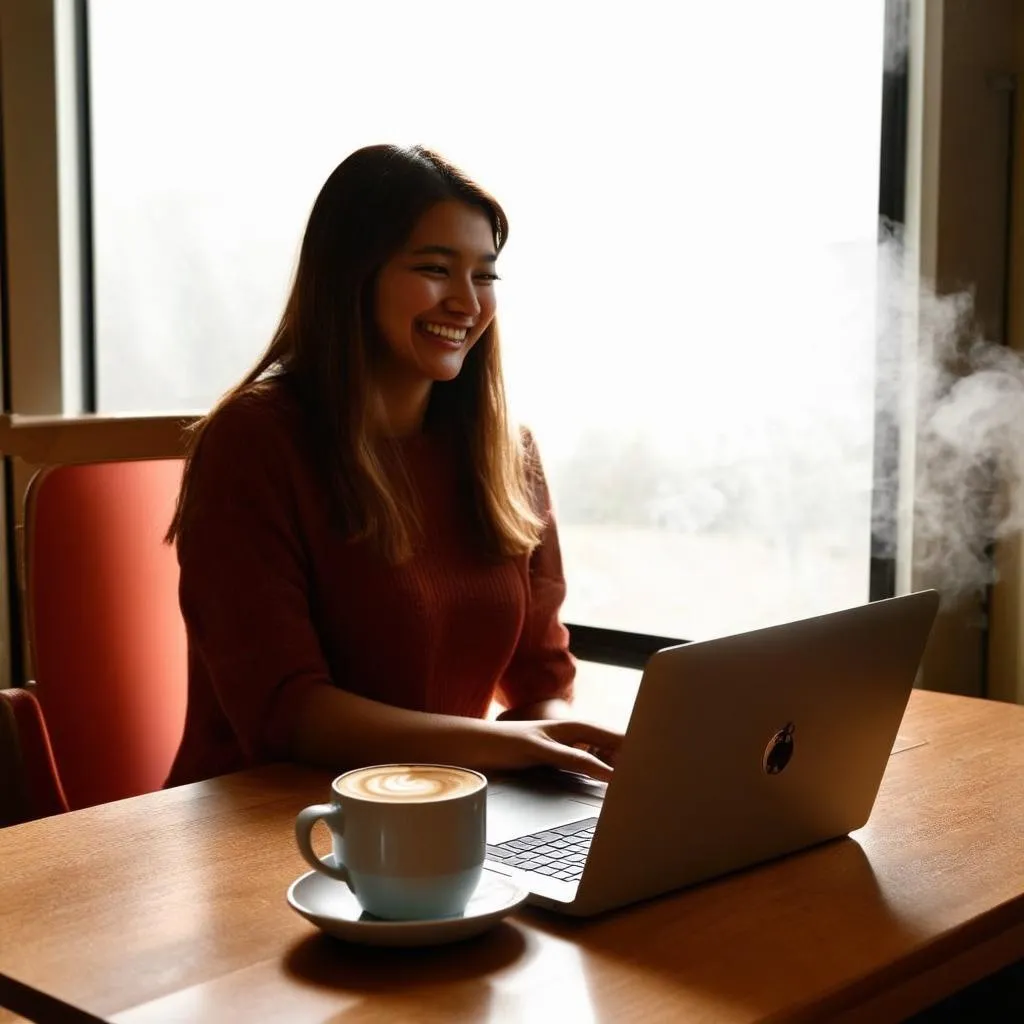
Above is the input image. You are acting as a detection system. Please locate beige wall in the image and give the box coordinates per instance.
[910,0,1018,698]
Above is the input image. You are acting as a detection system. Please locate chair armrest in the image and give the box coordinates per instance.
[0,686,69,826]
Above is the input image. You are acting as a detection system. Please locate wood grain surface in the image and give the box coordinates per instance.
[1,689,1023,1023]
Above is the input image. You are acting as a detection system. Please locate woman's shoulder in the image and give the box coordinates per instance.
[175,378,313,541]
[186,378,316,492]
[199,377,306,460]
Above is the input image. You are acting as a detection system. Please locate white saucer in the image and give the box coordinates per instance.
[286,867,529,947]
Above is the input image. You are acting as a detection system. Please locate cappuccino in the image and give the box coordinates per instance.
[296,763,488,919]
[336,764,485,804]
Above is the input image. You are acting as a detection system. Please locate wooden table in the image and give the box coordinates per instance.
[1,689,1023,1023]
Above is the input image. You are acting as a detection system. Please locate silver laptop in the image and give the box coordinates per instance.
[484,590,940,917]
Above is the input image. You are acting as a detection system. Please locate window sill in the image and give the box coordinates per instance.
[0,413,200,465]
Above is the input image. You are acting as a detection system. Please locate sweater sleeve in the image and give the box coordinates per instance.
[176,396,330,762]
[496,434,576,710]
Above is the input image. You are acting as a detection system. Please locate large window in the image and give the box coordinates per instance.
[89,1,890,642]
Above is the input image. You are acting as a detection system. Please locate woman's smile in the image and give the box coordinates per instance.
[417,319,471,345]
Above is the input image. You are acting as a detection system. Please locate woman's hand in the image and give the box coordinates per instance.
[288,682,623,782]
[474,719,623,782]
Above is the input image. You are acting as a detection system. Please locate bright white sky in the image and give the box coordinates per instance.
[89,0,885,454]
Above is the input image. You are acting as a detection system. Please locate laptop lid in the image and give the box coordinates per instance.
[544,589,939,916]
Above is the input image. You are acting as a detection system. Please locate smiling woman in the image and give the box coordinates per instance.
[162,144,623,790]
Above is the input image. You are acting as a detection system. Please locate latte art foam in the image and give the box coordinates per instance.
[337,765,484,803]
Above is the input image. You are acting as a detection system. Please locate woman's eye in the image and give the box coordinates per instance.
[414,264,448,276]
[474,273,501,284]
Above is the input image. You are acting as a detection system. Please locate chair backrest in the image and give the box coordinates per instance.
[0,686,69,826]
[23,459,188,811]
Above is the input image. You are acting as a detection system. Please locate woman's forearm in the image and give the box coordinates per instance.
[497,698,573,721]
[288,682,499,771]
[288,683,621,780]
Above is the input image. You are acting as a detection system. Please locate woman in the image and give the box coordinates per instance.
[164,144,621,788]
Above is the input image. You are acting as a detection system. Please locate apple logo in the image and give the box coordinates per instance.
[763,723,795,775]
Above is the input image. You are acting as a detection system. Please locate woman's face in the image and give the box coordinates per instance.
[373,200,499,389]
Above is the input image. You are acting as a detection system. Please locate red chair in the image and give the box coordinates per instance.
[1,459,187,824]
[0,687,67,826]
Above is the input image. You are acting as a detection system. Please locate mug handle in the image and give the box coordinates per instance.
[295,802,350,883]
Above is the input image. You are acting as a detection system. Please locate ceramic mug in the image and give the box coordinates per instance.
[294,763,487,920]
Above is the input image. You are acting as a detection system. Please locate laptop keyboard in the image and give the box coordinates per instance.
[486,817,598,881]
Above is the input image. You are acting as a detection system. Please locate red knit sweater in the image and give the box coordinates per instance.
[165,383,575,787]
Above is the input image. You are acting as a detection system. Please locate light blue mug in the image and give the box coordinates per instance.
[295,764,487,921]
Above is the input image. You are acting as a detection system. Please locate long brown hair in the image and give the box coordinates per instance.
[166,144,543,561]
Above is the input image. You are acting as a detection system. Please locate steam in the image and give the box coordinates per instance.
[874,230,1024,603]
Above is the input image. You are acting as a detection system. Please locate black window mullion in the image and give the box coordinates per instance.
[869,0,910,603]
[75,0,97,413]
